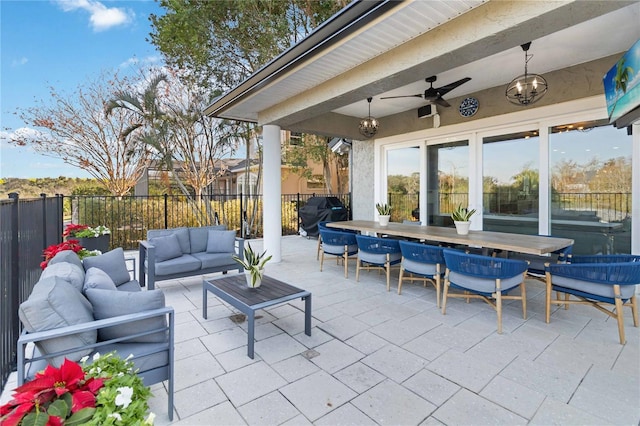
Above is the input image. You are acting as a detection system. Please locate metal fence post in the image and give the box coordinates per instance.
[40,193,47,249]
[8,193,20,367]
[239,192,244,237]
[296,193,300,232]
[164,194,169,229]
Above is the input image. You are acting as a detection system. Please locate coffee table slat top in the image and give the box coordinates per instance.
[207,274,308,307]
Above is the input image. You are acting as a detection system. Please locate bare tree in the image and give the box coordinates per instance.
[8,72,151,196]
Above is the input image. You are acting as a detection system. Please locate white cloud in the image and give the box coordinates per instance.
[119,55,163,69]
[54,0,133,31]
[11,57,28,67]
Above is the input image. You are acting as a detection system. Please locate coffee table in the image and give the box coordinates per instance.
[203,274,312,358]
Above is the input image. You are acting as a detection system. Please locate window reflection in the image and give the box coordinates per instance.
[550,121,631,254]
[426,141,468,226]
[386,147,420,222]
[482,131,539,234]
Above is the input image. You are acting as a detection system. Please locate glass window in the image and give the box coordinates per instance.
[387,147,420,222]
[482,131,539,235]
[550,121,632,254]
[426,141,468,227]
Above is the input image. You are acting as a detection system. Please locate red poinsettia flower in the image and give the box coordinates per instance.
[40,239,85,269]
[62,223,89,238]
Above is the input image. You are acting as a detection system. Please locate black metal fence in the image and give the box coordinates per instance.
[1,194,62,390]
[0,192,349,390]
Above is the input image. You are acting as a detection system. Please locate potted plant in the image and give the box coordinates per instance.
[232,243,272,288]
[451,204,476,235]
[1,352,154,425]
[376,203,392,226]
[64,224,111,253]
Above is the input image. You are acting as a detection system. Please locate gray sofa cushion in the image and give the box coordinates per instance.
[189,225,227,253]
[48,249,84,270]
[149,234,183,262]
[85,289,167,343]
[83,247,131,286]
[206,230,237,253]
[192,252,238,269]
[40,261,85,292]
[117,280,142,292]
[83,267,117,292]
[147,227,190,254]
[154,254,201,276]
[18,276,96,367]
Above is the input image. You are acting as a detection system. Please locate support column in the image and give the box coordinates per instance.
[262,124,282,262]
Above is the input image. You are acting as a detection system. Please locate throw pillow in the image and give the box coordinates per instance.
[85,289,167,343]
[149,234,183,262]
[189,225,227,253]
[18,276,96,367]
[147,227,190,254]
[48,250,84,271]
[206,230,237,253]
[40,262,85,292]
[82,247,131,286]
[83,267,118,292]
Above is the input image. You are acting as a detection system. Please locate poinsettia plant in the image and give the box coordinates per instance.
[63,224,110,239]
[0,352,154,426]
[40,240,99,270]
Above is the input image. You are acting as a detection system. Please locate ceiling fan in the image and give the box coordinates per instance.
[381,75,471,107]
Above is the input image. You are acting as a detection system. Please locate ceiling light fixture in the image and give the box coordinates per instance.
[505,42,548,106]
[359,97,379,138]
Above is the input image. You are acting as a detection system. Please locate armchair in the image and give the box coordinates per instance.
[442,249,529,333]
[398,241,445,304]
[545,257,640,344]
[355,235,402,291]
[319,228,358,278]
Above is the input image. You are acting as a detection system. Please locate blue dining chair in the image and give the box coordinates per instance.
[318,229,359,278]
[442,249,529,333]
[545,255,640,344]
[398,241,445,305]
[355,235,402,291]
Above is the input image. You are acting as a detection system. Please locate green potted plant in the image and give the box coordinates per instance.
[375,202,392,226]
[232,243,273,288]
[451,204,476,235]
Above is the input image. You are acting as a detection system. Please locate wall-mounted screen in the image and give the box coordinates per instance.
[603,38,640,125]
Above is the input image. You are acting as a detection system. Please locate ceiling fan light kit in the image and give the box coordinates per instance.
[506,42,548,106]
[359,97,379,138]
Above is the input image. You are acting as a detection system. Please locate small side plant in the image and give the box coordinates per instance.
[375,203,391,215]
[233,243,272,287]
[451,204,476,222]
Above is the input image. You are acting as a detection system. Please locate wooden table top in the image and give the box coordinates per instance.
[205,274,309,308]
[327,220,574,256]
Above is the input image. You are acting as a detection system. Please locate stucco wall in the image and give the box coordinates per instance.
[352,139,375,220]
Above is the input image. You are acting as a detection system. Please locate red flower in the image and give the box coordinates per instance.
[40,239,84,269]
[62,223,88,238]
[0,359,104,426]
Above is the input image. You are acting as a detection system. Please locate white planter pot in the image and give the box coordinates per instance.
[378,215,390,226]
[245,269,264,288]
[454,221,471,235]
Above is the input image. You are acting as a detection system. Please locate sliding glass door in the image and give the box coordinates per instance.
[426,140,469,227]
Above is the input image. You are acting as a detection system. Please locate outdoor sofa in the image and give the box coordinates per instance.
[16,248,174,419]
[139,225,244,290]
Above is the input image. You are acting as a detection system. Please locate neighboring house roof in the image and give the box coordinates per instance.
[205,0,639,139]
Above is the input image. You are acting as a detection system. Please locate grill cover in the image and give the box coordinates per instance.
[299,197,348,237]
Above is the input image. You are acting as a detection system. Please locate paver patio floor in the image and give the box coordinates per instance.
[3,236,639,425]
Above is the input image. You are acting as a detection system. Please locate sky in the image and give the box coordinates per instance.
[1,0,165,179]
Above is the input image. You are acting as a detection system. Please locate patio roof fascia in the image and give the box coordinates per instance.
[203,0,402,122]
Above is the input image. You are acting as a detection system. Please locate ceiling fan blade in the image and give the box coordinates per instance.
[380,94,423,99]
[434,97,451,108]
[436,77,471,97]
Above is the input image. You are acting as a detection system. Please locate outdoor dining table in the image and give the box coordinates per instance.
[327,220,574,256]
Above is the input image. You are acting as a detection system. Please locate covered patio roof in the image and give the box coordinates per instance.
[205,0,639,140]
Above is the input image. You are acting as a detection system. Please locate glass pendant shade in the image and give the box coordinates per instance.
[359,97,379,138]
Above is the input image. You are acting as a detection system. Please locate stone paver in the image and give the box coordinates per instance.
[3,236,638,425]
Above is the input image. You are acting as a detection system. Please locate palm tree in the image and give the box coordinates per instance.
[608,57,634,120]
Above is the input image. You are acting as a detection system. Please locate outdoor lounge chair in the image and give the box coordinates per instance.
[545,255,640,344]
[319,228,358,278]
[442,249,529,333]
[355,235,402,291]
[398,241,445,305]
